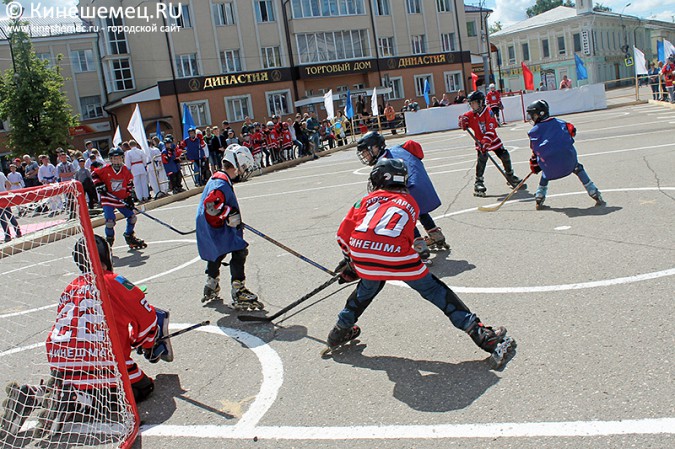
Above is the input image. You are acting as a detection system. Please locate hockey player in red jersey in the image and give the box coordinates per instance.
[323,158,515,368]
[486,84,506,125]
[459,90,524,197]
[92,148,146,249]
[0,235,172,439]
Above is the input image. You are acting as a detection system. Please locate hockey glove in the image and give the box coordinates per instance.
[458,115,470,131]
[335,258,359,284]
[529,156,541,174]
[95,184,107,196]
[144,309,173,363]
[226,211,242,228]
[123,196,135,209]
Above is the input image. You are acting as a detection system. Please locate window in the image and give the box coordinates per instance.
[220,50,241,72]
[378,37,394,57]
[383,76,403,100]
[255,0,275,22]
[80,96,103,120]
[262,46,281,68]
[573,33,581,52]
[176,54,199,78]
[507,45,515,64]
[109,58,134,91]
[290,0,364,18]
[558,36,566,55]
[436,0,452,12]
[105,17,128,54]
[542,39,550,58]
[297,30,369,63]
[411,35,426,55]
[225,95,252,122]
[406,0,421,14]
[444,71,462,92]
[267,90,293,116]
[71,49,94,72]
[213,2,235,26]
[170,4,192,28]
[466,21,477,37]
[35,52,53,67]
[522,43,529,61]
[374,0,390,15]
[414,74,433,97]
[182,101,210,127]
[441,33,455,52]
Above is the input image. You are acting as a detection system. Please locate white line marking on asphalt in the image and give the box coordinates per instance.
[139,417,675,440]
[554,226,571,230]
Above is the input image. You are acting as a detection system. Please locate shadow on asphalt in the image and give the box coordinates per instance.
[113,250,150,268]
[540,205,622,218]
[330,343,499,412]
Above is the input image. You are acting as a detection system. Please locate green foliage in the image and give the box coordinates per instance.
[489,21,503,34]
[593,3,613,12]
[0,18,78,157]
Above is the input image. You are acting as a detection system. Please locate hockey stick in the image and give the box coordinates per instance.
[243,223,336,276]
[477,171,534,212]
[238,274,341,322]
[100,193,196,235]
[157,320,210,342]
[465,129,510,181]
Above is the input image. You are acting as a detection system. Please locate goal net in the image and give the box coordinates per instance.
[0,181,138,448]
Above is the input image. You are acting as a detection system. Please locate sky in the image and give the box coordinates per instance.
[2,0,674,28]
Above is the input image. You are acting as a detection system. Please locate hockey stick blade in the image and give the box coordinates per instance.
[477,171,534,212]
[238,275,341,323]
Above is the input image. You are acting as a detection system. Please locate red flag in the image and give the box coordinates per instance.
[471,72,478,91]
[521,62,534,91]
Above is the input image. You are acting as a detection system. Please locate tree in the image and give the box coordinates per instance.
[489,21,503,34]
[593,3,612,12]
[0,17,78,158]
[526,0,574,18]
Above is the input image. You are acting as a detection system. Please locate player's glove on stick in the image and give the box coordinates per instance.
[96,184,107,196]
[226,212,242,228]
[123,196,135,209]
[529,156,541,174]
[335,258,359,284]
[458,115,470,131]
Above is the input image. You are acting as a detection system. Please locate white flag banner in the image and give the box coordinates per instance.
[323,89,334,120]
[370,87,379,117]
[112,125,122,147]
[665,39,675,59]
[127,104,150,154]
[633,46,648,75]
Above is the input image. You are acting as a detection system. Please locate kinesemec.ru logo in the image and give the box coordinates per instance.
[5,2,186,23]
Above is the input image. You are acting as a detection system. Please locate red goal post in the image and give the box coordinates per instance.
[0,181,139,448]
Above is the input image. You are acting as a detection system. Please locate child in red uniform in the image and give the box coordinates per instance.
[324,158,515,368]
[0,235,172,438]
[459,90,524,197]
[280,122,294,161]
[486,83,506,125]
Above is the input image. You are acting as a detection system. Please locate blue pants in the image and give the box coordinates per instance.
[337,274,476,331]
[539,163,591,187]
[192,161,202,186]
[103,205,135,238]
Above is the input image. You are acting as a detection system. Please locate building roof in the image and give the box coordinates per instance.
[465,5,493,14]
[492,6,577,37]
[0,16,92,39]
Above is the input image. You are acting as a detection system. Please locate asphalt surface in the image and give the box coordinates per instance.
[1,102,673,449]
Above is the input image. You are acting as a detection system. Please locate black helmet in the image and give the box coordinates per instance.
[164,134,174,143]
[73,234,112,273]
[526,99,550,123]
[109,147,124,158]
[467,90,485,105]
[356,131,386,166]
[368,158,408,192]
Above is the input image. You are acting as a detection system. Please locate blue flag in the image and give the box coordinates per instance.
[423,79,430,106]
[155,120,162,141]
[182,104,195,140]
[344,89,354,119]
[657,40,664,62]
[574,53,588,81]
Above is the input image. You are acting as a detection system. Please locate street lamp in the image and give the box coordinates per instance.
[619,3,632,56]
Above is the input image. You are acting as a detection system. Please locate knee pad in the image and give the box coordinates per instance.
[128,215,137,225]
[573,163,585,175]
[131,374,154,403]
[105,219,116,229]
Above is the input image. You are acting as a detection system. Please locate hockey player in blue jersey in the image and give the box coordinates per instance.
[355,132,449,260]
[526,100,606,210]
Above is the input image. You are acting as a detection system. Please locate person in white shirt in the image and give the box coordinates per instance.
[37,154,63,216]
[7,164,25,190]
[85,149,105,170]
[124,140,150,202]
[149,138,169,198]
[0,171,22,241]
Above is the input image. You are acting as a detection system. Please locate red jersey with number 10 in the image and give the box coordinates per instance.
[337,190,428,281]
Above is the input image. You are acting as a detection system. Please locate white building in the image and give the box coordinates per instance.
[490,1,675,91]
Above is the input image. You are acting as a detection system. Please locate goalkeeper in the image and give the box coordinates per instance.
[0,235,173,439]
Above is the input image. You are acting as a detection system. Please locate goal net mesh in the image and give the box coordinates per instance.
[0,181,138,448]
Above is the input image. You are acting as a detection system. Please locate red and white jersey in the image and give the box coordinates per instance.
[486,90,502,108]
[280,129,293,149]
[662,63,675,87]
[265,129,280,149]
[92,164,133,208]
[462,107,503,152]
[46,271,157,388]
[250,131,264,155]
[337,190,428,281]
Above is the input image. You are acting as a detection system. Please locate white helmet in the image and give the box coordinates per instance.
[266,121,274,127]
[223,144,255,181]
[489,83,496,90]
